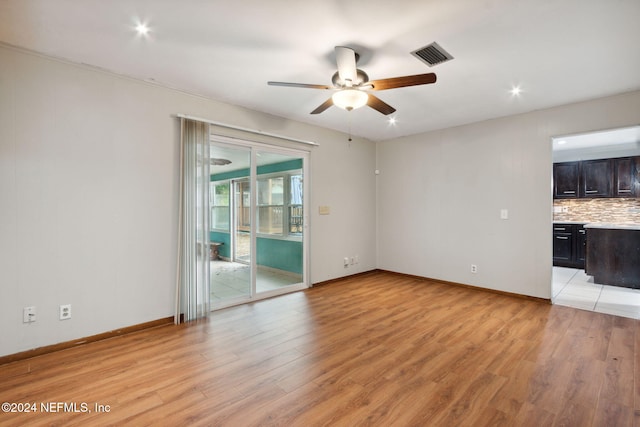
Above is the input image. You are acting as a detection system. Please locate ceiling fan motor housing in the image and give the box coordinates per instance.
[331,69,369,88]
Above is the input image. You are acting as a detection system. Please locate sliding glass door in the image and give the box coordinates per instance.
[209,137,308,309]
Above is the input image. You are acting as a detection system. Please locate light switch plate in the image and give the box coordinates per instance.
[500,209,509,220]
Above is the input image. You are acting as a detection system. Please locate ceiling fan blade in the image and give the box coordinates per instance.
[335,46,357,84]
[368,73,437,91]
[268,81,332,90]
[310,97,334,114]
[367,94,396,115]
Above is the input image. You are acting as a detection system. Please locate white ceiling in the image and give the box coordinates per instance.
[1,0,639,141]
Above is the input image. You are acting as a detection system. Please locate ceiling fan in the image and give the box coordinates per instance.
[268,46,437,115]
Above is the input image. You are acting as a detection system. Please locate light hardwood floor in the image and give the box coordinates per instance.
[1,271,638,426]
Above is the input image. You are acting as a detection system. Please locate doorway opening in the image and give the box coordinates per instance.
[551,125,640,319]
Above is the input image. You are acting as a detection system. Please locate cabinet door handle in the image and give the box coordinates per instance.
[585,190,598,193]
[563,191,576,194]
[555,236,569,240]
[554,227,566,231]
[618,189,631,193]
[579,230,586,234]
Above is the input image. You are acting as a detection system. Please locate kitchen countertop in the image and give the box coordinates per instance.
[553,221,640,230]
[553,221,588,224]
[583,223,640,230]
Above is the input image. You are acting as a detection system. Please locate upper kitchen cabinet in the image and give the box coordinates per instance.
[553,157,640,199]
[580,158,613,198]
[613,156,640,197]
[553,162,579,198]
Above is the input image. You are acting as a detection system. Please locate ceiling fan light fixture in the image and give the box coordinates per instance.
[332,89,368,111]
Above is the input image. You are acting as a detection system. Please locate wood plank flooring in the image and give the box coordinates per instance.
[1,271,639,426]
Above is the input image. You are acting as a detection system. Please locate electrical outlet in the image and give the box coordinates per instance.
[344,257,349,267]
[23,306,36,323]
[471,264,478,274]
[59,304,71,320]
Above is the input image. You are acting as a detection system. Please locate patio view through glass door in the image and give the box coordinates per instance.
[210,145,251,305]
[209,138,308,309]
[255,150,304,293]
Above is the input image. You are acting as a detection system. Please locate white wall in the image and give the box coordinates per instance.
[309,135,377,282]
[0,45,377,357]
[376,90,640,299]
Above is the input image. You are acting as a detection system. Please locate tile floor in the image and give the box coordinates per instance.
[210,260,303,304]
[552,266,640,319]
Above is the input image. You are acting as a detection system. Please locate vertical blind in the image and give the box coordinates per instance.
[175,118,211,323]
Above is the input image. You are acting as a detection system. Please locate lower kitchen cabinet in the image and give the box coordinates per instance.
[553,223,586,268]
[586,227,640,288]
[576,226,587,266]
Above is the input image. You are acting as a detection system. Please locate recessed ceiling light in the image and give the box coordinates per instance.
[388,117,397,125]
[135,22,150,36]
[510,85,522,96]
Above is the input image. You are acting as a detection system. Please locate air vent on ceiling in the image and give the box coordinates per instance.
[411,42,453,67]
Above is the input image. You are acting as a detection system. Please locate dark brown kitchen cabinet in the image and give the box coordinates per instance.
[553,162,579,199]
[576,226,587,265]
[553,223,586,268]
[614,156,640,197]
[580,158,612,198]
[554,156,640,199]
[586,227,640,288]
[553,228,573,264]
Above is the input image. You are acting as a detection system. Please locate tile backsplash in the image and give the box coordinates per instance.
[554,198,640,223]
